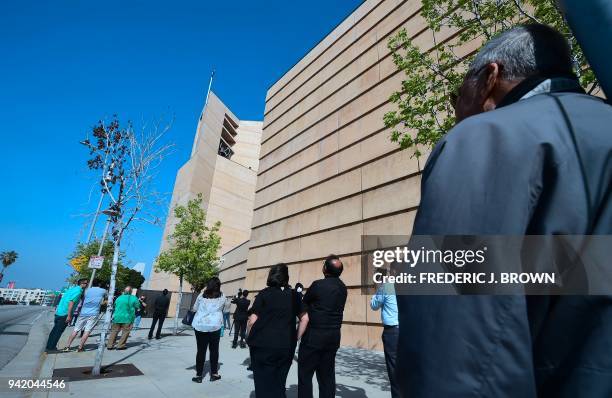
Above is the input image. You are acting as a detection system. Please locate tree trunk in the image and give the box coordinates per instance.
[92,236,120,376]
[173,275,183,335]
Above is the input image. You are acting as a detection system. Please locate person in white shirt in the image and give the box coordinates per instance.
[64,279,107,352]
[191,277,225,383]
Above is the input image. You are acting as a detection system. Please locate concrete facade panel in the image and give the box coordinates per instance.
[259,113,339,173]
[252,169,362,227]
[362,147,420,189]
[362,176,421,219]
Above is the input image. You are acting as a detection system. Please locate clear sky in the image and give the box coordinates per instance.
[0,0,364,290]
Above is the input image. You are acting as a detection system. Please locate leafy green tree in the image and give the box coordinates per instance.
[1,251,18,279]
[68,240,145,291]
[384,0,599,156]
[156,194,221,334]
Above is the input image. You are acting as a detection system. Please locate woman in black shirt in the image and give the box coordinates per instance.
[247,263,300,398]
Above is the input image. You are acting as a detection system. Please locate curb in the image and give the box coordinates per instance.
[0,309,52,379]
[0,309,53,398]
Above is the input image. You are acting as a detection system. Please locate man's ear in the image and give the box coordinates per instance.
[480,63,501,112]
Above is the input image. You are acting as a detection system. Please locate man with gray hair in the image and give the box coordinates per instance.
[397,24,612,397]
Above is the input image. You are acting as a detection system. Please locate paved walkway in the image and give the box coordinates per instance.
[36,318,391,397]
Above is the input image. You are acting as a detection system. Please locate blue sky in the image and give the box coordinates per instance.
[0,0,364,290]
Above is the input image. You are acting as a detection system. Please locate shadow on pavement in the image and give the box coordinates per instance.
[0,331,28,336]
[335,347,390,393]
[185,362,225,377]
[249,383,367,398]
[105,343,151,368]
[336,384,368,397]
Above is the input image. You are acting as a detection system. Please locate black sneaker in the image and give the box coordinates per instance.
[192,376,203,383]
[240,342,246,349]
[210,374,221,382]
[231,342,237,349]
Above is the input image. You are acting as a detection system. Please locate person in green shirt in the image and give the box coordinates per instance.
[107,286,140,350]
[46,279,88,352]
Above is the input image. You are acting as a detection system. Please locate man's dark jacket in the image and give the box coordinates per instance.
[153,294,170,316]
[232,297,250,321]
[397,87,612,398]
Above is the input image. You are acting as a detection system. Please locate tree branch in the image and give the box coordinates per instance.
[513,0,542,24]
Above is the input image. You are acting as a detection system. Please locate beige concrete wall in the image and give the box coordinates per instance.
[218,240,250,297]
[246,0,443,350]
[148,92,262,316]
[207,123,261,255]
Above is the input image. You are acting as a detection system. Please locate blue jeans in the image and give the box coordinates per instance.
[133,315,142,329]
[223,312,231,329]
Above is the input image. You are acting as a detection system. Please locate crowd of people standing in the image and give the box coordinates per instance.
[188,254,350,398]
[45,280,171,353]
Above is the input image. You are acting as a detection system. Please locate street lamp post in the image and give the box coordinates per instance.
[92,209,120,376]
[85,192,105,244]
[87,217,111,289]
[79,139,107,246]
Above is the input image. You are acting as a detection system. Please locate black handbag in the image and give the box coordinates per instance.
[182,310,196,326]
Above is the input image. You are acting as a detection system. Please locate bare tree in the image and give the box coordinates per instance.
[81,116,173,376]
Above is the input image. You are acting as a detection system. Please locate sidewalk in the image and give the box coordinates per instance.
[36,318,391,397]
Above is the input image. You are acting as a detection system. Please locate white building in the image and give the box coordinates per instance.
[0,288,53,305]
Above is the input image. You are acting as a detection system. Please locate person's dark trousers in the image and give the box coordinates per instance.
[298,343,337,398]
[250,346,292,398]
[148,313,166,339]
[46,315,68,351]
[194,329,221,376]
[382,326,400,398]
[280,342,297,384]
[232,320,247,344]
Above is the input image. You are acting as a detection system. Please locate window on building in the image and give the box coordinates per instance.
[218,139,234,159]
[217,114,238,159]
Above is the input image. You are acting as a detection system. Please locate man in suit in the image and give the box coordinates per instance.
[232,290,250,348]
[397,24,612,397]
[148,289,170,340]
